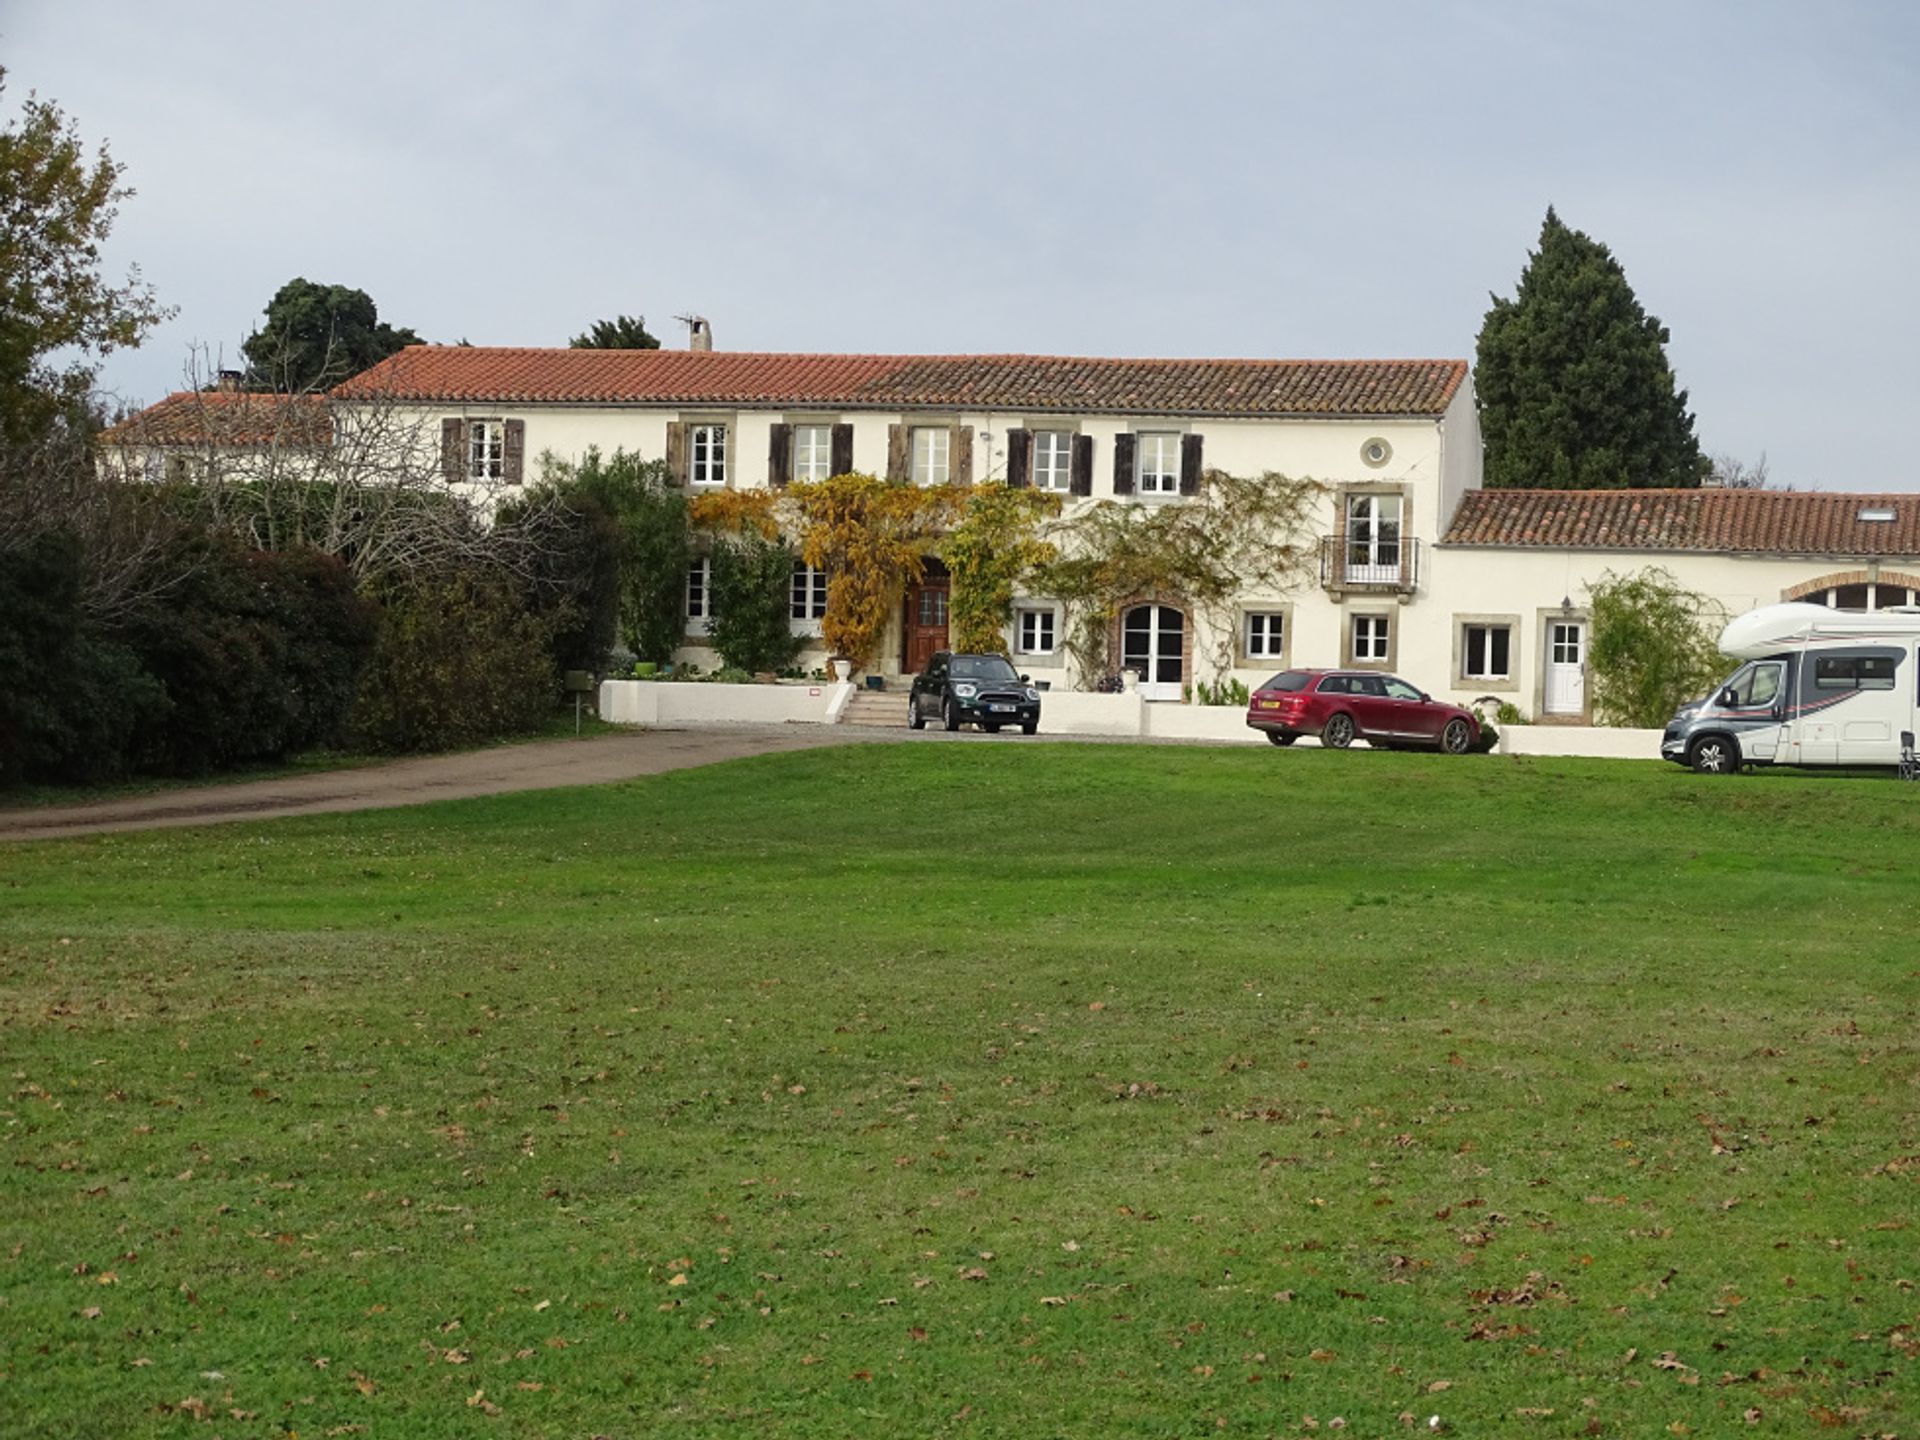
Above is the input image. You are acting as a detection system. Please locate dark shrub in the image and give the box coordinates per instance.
[708,532,803,675]
[0,531,164,785]
[347,563,560,753]
[121,536,375,774]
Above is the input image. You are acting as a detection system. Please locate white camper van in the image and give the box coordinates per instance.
[1660,602,1920,773]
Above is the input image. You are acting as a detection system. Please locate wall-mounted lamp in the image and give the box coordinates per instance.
[1559,595,1573,615]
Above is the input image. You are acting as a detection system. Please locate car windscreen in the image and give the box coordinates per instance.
[951,656,1020,682]
[1262,671,1311,692]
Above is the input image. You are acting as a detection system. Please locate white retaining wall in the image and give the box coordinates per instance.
[598,681,1669,761]
[599,679,848,727]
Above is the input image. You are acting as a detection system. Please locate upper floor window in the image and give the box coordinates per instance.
[689,423,727,487]
[1346,493,1403,582]
[469,419,505,482]
[1137,432,1181,495]
[790,563,828,623]
[1032,430,1072,493]
[793,425,832,483]
[912,427,950,486]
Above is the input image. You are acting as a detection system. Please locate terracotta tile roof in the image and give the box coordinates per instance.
[99,391,331,448]
[1443,489,1920,558]
[334,347,1467,418]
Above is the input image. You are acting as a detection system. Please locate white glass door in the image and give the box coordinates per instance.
[1544,621,1585,715]
[1122,605,1185,701]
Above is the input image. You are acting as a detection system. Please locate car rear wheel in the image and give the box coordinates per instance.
[1322,713,1356,749]
[942,698,960,732]
[1267,731,1297,747]
[1439,717,1472,754]
[907,696,925,730]
[1689,734,1737,774]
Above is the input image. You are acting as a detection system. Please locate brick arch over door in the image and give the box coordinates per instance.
[1784,571,1920,608]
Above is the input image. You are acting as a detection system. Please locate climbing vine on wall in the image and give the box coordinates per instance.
[687,488,780,540]
[1033,470,1322,689]
[783,473,963,672]
[941,485,1062,655]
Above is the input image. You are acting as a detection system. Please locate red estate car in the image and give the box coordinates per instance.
[1245,669,1481,752]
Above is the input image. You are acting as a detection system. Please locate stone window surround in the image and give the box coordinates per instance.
[1341,604,1397,670]
[1129,425,1186,498]
[1452,611,1521,693]
[1110,592,1191,689]
[1234,602,1294,669]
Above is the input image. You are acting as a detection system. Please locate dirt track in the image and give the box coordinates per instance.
[0,726,908,842]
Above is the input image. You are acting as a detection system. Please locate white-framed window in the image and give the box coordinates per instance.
[689,423,727,486]
[793,424,832,483]
[912,427,949,486]
[1246,611,1285,659]
[1352,613,1390,662]
[1015,607,1056,655]
[1463,623,1511,680]
[469,419,505,482]
[1137,432,1181,495]
[790,563,827,625]
[1032,430,1072,492]
[686,557,711,631]
[1345,493,1403,582]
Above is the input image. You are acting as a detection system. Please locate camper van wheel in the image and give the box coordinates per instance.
[1688,735,1738,775]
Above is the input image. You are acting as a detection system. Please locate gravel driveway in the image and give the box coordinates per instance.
[0,726,914,842]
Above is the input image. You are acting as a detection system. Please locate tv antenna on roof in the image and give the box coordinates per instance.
[675,313,712,351]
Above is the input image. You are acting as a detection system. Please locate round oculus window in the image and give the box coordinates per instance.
[1361,437,1392,468]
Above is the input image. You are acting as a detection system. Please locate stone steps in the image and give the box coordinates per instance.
[841,691,911,728]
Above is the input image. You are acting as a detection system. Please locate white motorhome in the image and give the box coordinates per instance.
[1660,602,1920,773]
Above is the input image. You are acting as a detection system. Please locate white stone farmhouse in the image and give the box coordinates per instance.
[105,338,1920,726]
[333,343,1480,699]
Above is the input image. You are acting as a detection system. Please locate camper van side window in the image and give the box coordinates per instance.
[1813,655,1897,690]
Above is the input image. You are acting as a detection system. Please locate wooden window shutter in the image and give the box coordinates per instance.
[504,419,526,484]
[768,423,792,488]
[440,418,465,484]
[950,425,973,485]
[830,422,854,476]
[1006,428,1031,488]
[1180,433,1204,495]
[886,424,908,482]
[1112,433,1137,495]
[1070,434,1093,496]
[665,422,687,487]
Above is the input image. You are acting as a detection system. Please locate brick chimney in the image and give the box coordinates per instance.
[215,369,244,393]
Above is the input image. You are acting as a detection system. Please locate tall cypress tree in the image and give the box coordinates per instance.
[1475,209,1707,490]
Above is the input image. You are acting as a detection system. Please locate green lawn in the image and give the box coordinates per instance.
[1,746,1915,1437]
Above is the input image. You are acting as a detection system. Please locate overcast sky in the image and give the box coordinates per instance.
[10,1,1918,490]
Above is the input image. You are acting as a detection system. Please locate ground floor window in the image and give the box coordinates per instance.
[1463,623,1511,680]
[1245,611,1285,659]
[686,557,711,631]
[790,563,827,625]
[1016,607,1056,655]
[1350,613,1390,663]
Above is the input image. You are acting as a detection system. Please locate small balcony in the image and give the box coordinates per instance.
[1318,535,1422,595]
